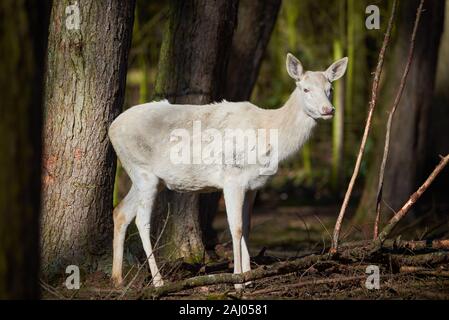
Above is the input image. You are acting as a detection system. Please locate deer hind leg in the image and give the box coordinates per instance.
[112,185,138,287]
[223,183,246,291]
[242,190,256,286]
[134,172,164,287]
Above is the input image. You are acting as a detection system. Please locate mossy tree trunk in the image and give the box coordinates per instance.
[152,0,281,263]
[0,0,50,298]
[283,0,313,182]
[346,0,355,120]
[41,0,135,278]
[355,0,445,226]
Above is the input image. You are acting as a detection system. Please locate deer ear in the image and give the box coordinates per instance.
[325,57,348,82]
[286,53,304,81]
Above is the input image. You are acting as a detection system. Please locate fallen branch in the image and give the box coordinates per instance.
[141,236,449,299]
[375,154,449,245]
[389,251,449,267]
[248,275,368,295]
[374,0,425,239]
[331,0,398,253]
[383,239,449,251]
[338,239,449,252]
[142,254,324,299]
[400,266,449,277]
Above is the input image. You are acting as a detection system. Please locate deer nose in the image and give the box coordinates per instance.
[322,106,335,115]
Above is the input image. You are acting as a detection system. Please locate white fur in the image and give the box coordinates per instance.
[109,53,347,289]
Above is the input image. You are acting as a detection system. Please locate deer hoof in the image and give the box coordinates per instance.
[111,275,124,288]
[153,277,164,288]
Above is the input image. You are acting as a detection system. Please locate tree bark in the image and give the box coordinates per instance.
[152,0,239,263]
[426,0,449,214]
[201,0,282,251]
[331,1,346,191]
[41,0,135,278]
[0,0,50,298]
[225,0,282,101]
[152,0,281,264]
[356,0,445,224]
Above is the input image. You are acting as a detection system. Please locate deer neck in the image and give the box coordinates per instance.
[274,88,317,162]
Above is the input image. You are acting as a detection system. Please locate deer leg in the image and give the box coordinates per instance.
[112,185,138,287]
[134,173,164,287]
[242,190,256,286]
[223,183,246,291]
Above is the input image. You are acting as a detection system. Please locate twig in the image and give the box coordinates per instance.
[375,155,449,245]
[331,0,398,253]
[39,280,67,300]
[374,0,425,239]
[295,213,311,243]
[314,214,332,241]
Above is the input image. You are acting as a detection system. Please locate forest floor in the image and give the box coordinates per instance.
[41,205,449,300]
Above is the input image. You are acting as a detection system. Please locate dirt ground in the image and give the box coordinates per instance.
[41,205,449,300]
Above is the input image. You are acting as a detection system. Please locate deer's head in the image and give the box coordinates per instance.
[286,53,348,120]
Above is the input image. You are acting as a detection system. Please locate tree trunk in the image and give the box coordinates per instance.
[331,0,346,191]
[0,0,50,298]
[283,0,313,182]
[356,0,445,225]
[225,0,282,101]
[152,0,281,264]
[201,0,282,252]
[152,0,239,263]
[426,0,449,215]
[41,0,135,278]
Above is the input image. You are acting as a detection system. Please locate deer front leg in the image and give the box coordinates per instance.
[134,174,164,287]
[242,190,256,286]
[223,183,246,291]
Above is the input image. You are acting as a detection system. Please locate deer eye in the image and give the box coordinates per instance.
[304,88,310,93]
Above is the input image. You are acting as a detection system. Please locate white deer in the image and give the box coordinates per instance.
[109,53,348,289]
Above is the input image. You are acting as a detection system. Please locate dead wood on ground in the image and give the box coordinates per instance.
[142,238,449,299]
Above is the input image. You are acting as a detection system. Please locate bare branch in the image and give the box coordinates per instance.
[375,154,449,245]
[142,254,323,299]
[374,0,425,239]
[331,0,398,253]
